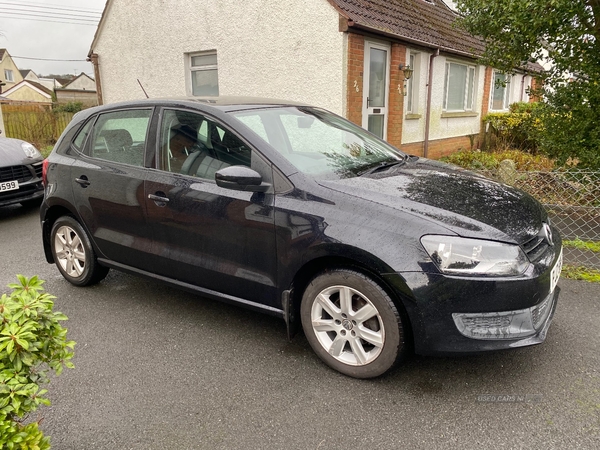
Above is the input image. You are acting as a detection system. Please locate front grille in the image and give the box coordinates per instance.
[0,165,32,183]
[461,316,512,329]
[522,233,550,261]
[32,162,43,178]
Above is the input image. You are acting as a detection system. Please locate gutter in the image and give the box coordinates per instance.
[87,53,103,105]
[423,49,440,159]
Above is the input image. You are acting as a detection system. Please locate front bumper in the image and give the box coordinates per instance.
[451,286,559,350]
[0,179,44,206]
[384,239,562,356]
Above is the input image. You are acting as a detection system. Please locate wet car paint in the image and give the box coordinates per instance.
[40,98,562,356]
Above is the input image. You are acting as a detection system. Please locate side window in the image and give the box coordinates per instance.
[88,109,152,167]
[490,71,512,111]
[443,61,476,112]
[160,109,252,180]
[72,119,94,151]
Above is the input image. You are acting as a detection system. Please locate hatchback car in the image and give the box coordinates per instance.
[0,136,44,207]
[40,97,562,378]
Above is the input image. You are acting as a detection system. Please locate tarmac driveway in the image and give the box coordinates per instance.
[1,204,598,449]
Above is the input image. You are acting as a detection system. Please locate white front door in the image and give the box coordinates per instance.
[362,41,391,140]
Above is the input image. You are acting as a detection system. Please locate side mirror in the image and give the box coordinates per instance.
[215,166,271,193]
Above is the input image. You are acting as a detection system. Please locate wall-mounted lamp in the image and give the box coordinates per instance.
[399,64,414,80]
[399,64,413,97]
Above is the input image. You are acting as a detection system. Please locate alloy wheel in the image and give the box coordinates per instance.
[54,225,86,279]
[310,285,385,366]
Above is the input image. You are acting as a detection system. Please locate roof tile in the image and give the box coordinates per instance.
[328,0,485,57]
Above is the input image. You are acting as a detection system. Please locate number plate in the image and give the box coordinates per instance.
[550,248,563,293]
[0,180,19,192]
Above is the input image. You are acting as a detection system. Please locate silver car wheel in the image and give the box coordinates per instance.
[54,225,86,278]
[311,285,385,366]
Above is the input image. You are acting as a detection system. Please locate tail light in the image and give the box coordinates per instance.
[42,158,49,186]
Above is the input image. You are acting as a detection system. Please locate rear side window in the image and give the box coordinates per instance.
[72,119,94,150]
[87,109,152,167]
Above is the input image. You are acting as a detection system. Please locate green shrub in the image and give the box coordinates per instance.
[536,83,600,170]
[52,102,83,114]
[441,149,554,172]
[0,276,75,449]
[483,102,545,153]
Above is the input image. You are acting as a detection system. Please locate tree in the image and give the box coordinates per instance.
[456,0,600,168]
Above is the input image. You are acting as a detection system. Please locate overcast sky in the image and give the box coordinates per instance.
[0,0,107,77]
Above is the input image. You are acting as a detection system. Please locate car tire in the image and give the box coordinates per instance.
[50,216,109,286]
[300,269,406,378]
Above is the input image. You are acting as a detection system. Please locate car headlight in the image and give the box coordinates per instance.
[21,142,41,159]
[421,235,529,276]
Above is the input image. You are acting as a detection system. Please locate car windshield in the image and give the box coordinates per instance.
[230,106,406,179]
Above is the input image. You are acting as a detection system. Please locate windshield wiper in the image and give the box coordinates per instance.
[359,157,407,176]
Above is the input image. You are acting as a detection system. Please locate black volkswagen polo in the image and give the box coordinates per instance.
[40,97,562,378]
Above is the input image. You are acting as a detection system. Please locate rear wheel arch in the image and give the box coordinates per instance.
[42,205,77,263]
[49,214,109,286]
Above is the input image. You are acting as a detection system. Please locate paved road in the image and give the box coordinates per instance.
[1,205,599,449]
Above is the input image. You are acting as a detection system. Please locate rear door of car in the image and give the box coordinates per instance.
[70,107,156,269]
[143,107,279,307]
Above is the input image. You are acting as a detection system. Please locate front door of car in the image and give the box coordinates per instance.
[70,108,155,270]
[144,108,278,307]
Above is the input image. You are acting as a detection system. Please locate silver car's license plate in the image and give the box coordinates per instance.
[0,180,19,192]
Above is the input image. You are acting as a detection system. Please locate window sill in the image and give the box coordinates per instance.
[441,111,479,118]
[405,114,421,120]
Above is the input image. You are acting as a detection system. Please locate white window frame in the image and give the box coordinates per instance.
[406,52,420,114]
[4,69,14,82]
[490,71,512,111]
[443,61,476,112]
[186,51,219,97]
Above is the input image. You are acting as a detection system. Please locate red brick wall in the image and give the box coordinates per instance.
[387,43,406,149]
[344,32,479,161]
[346,33,364,127]
[529,77,542,102]
[346,34,406,147]
[478,66,493,147]
[402,135,475,159]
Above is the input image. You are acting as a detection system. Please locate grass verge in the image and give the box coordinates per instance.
[562,265,600,283]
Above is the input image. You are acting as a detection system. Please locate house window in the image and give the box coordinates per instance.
[490,71,512,111]
[443,61,476,112]
[189,52,219,96]
[4,69,14,82]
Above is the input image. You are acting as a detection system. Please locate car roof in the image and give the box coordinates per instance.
[86,96,310,114]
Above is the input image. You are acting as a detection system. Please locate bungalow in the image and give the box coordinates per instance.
[1,80,54,104]
[88,0,540,158]
[0,49,24,94]
[55,72,99,106]
[19,69,63,92]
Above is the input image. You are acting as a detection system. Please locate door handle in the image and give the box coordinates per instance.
[75,177,90,187]
[148,193,169,203]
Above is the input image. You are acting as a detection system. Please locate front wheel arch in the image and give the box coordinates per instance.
[300,268,408,378]
[288,256,414,353]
